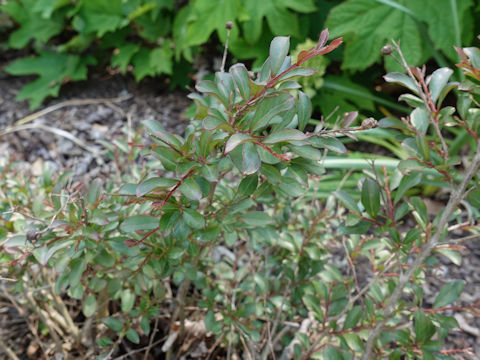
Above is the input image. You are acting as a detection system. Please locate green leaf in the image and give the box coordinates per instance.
[125,328,140,344]
[408,0,474,61]
[238,211,273,227]
[229,142,261,175]
[120,215,158,232]
[185,0,244,47]
[183,208,205,230]
[333,190,361,213]
[302,294,323,322]
[323,346,345,360]
[73,0,125,37]
[433,280,465,308]
[297,91,312,131]
[326,0,422,71]
[179,177,203,201]
[264,129,307,144]
[361,178,380,218]
[394,172,422,204]
[225,134,256,154]
[384,72,419,94]
[103,317,124,332]
[410,108,430,135]
[343,305,362,330]
[69,258,87,289]
[5,52,91,109]
[205,310,222,334]
[276,67,317,82]
[414,309,428,343]
[86,179,102,205]
[236,174,258,198]
[242,0,313,44]
[428,68,454,103]
[121,289,135,313]
[111,43,140,74]
[140,317,150,335]
[136,177,177,197]
[250,93,295,131]
[309,136,347,154]
[82,293,97,318]
[269,36,290,77]
[230,63,251,100]
[2,0,64,48]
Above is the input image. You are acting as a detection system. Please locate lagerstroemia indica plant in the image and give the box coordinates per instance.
[2,30,480,360]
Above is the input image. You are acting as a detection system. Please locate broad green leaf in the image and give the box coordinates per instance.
[250,93,295,131]
[125,328,140,344]
[111,43,140,74]
[297,91,312,131]
[2,0,63,48]
[428,68,453,103]
[394,172,422,203]
[290,145,322,161]
[302,294,323,321]
[343,305,362,330]
[323,345,345,360]
[82,293,97,317]
[276,67,317,82]
[121,289,135,313]
[225,134,256,154]
[433,280,465,308]
[86,179,102,205]
[326,0,422,71]
[205,310,222,334]
[333,190,361,213]
[238,211,273,227]
[310,136,347,154]
[120,215,158,232]
[229,142,261,175]
[416,134,430,161]
[384,72,419,94]
[277,177,305,197]
[136,177,177,197]
[361,178,380,217]
[230,63,251,100]
[143,119,182,149]
[269,36,290,76]
[410,108,430,135]
[5,52,91,109]
[263,129,307,144]
[236,174,258,198]
[140,317,150,335]
[414,309,435,344]
[342,333,364,352]
[184,0,245,47]
[73,0,125,37]
[103,317,124,333]
[242,0,314,44]
[408,0,474,61]
[179,177,202,201]
[69,258,87,289]
[183,208,205,230]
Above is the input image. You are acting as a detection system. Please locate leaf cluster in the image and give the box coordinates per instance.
[1,32,480,359]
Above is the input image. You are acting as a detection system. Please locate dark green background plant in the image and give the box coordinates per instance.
[1,0,479,115]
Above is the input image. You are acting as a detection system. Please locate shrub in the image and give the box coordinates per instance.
[2,31,480,359]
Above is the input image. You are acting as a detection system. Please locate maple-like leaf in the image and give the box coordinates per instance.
[326,0,423,72]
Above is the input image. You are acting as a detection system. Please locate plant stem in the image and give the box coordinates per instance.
[361,140,480,359]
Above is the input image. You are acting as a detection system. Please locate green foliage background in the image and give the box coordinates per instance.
[0,0,479,114]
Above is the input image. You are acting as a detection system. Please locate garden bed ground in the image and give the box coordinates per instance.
[0,72,478,359]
